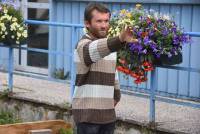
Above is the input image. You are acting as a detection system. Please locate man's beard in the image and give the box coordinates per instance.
[98,30,107,38]
[88,28,108,38]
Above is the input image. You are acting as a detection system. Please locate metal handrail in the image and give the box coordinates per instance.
[0,20,199,123]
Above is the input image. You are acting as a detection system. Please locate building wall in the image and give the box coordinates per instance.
[0,0,199,99]
[49,0,200,99]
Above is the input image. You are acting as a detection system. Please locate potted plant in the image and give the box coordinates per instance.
[108,4,190,84]
[0,1,27,46]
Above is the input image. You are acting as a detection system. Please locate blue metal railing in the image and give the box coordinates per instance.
[148,32,200,122]
[0,20,84,103]
[0,19,199,123]
[184,32,200,37]
[25,20,84,103]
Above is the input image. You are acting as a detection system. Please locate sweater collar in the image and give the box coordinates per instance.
[85,33,98,41]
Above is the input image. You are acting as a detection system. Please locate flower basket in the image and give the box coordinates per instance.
[108,4,190,84]
[154,52,182,66]
[0,2,27,46]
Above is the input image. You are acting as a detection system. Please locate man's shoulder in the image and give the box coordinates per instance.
[81,34,91,40]
[75,34,92,49]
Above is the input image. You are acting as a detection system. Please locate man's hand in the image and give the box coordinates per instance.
[119,26,138,43]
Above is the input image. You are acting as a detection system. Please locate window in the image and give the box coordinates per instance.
[27,8,49,68]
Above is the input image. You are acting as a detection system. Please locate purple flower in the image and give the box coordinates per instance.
[137,30,143,37]
[138,38,142,44]
[149,30,154,36]
[167,52,172,58]
[139,16,143,21]
[129,43,143,53]
[155,53,161,58]
[2,0,20,9]
[150,42,157,49]
[173,35,180,45]
[133,27,137,32]
[153,48,158,53]
[181,34,190,43]
[157,19,164,24]
[144,37,150,45]
[149,42,159,53]
[171,27,177,33]
[171,21,177,27]
[162,28,168,36]
[0,6,2,12]
[142,49,147,54]
[170,47,177,54]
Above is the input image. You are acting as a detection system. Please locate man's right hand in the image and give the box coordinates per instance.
[119,26,138,43]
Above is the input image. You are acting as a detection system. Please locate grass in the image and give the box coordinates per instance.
[0,110,21,125]
[59,128,73,134]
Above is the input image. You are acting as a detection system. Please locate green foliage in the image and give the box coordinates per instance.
[53,68,69,80]
[0,89,9,100]
[59,128,73,134]
[0,110,21,125]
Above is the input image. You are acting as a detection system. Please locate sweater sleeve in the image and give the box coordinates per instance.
[77,36,124,66]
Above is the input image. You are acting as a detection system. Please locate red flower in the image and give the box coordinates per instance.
[134,79,142,84]
[143,61,150,66]
[123,68,130,74]
[144,67,154,71]
[116,66,123,72]
[141,32,148,38]
[117,66,130,74]
[130,72,139,78]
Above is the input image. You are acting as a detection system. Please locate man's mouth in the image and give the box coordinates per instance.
[99,31,107,34]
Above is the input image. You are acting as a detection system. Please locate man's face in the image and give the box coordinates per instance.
[85,10,110,38]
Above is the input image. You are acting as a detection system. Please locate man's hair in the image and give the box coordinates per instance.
[84,2,111,22]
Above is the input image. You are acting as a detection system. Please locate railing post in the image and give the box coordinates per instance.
[149,68,157,123]
[8,47,14,92]
[70,26,76,103]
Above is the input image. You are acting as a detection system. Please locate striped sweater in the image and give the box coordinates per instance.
[72,34,124,124]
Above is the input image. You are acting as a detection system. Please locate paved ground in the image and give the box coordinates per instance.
[0,72,200,134]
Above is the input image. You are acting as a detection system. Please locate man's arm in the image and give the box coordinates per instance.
[77,36,124,66]
[76,27,137,66]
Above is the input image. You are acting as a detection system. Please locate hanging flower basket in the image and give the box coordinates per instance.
[0,2,27,46]
[108,4,190,84]
[154,52,182,66]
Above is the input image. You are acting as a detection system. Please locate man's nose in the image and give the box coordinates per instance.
[101,22,108,28]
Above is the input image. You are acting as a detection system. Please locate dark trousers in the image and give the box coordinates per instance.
[76,122,115,134]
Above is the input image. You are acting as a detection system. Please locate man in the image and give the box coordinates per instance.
[72,2,137,134]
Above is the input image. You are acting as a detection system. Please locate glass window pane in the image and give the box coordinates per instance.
[27,8,49,68]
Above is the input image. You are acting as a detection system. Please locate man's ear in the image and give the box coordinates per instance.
[84,20,90,29]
